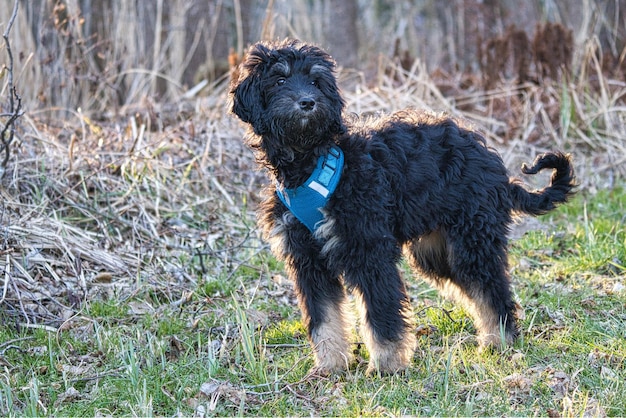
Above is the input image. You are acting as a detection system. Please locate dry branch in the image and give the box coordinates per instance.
[0,0,23,179]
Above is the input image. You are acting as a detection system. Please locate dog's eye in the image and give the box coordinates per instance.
[310,80,319,87]
[275,78,286,86]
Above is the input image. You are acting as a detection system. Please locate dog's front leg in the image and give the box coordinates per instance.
[343,240,417,375]
[266,211,354,374]
[287,251,354,374]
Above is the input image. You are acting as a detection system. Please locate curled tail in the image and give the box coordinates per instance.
[510,152,576,216]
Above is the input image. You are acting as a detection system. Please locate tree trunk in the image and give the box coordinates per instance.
[324,0,359,68]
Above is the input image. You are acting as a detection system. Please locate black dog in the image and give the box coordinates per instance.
[230,39,576,375]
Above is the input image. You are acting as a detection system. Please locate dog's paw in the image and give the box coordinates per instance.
[365,354,412,376]
[306,365,341,379]
[312,350,353,375]
[364,332,416,376]
[476,331,516,351]
[365,348,413,376]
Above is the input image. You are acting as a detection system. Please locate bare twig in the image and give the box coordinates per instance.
[0,0,23,178]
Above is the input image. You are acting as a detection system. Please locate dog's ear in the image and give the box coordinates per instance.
[306,48,346,135]
[229,43,273,129]
[230,71,262,126]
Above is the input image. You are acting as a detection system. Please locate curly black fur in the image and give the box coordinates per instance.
[230,39,576,375]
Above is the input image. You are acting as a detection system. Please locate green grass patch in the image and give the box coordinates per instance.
[2,187,625,416]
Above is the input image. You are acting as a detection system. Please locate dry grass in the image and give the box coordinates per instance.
[2,48,625,329]
[1,81,255,325]
[344,41,626,186]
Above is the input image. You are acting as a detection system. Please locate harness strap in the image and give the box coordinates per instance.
[276,145,344,233]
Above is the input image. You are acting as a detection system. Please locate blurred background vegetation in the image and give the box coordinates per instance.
[1,0,624,115]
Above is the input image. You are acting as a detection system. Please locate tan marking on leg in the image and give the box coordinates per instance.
[353,289,416,375]
[408,231,447,266]
[315,212,341,257]
[310,299,354,373]
[430,281,514,348]
[404,236,516,349]
[265,212,293,259]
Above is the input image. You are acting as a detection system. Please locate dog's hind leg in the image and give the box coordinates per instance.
[446,224,520,348]
[405,229,519,348]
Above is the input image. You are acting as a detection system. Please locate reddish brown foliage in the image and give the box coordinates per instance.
[480,22,574,89]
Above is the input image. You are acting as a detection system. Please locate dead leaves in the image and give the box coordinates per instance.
[187,380,258,417]
[588,349,624,383]
[504,365,569,400]
[503,372,533,401]
[503,365,608,417]
[53,386,81,409]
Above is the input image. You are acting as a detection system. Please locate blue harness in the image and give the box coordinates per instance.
[276,145,344,233]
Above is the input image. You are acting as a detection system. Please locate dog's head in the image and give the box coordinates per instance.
[230,39,345,150]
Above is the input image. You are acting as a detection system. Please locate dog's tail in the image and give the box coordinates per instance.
[510,152,576,216]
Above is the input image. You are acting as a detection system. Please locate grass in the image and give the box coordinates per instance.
[1,185,625,416]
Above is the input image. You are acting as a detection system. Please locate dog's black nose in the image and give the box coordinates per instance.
[298,97,316,111]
